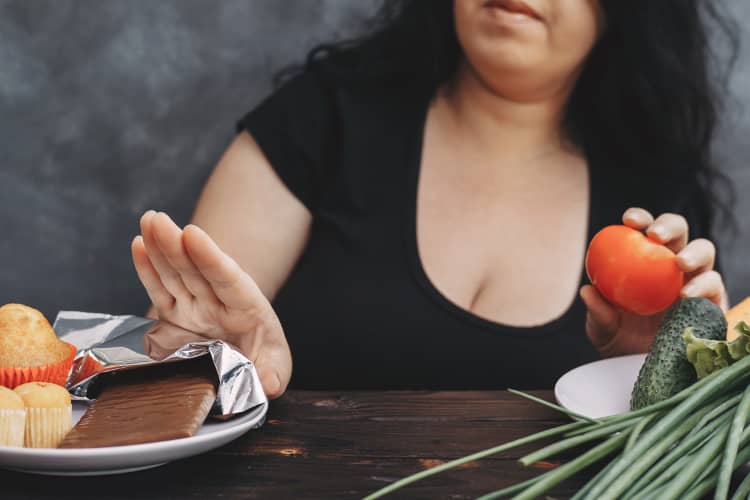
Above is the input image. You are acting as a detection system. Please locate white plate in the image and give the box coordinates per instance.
[554,354,647,419]
[0,401,265,476]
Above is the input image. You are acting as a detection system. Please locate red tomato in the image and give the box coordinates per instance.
[585,225,684,316]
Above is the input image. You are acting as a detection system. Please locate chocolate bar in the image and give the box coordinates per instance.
[59,364,216,448]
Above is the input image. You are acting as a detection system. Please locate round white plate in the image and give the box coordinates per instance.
[554,354,647,419]
[0,401,264,476]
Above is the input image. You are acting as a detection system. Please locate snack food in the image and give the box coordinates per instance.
[14,382,73,448]
[0,303,76,388]
[0,386,25,447]
[60,364,216,448]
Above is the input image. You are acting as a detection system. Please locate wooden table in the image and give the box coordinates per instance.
[1,390,588,499]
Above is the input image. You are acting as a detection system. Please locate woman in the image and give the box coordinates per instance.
[131,0,735,397]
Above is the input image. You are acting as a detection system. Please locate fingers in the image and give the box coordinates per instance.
[580,285,620,350]
[131,235,175,311]
[621,207,726,310]
[623,208,689,253]
[140,211,192,302]
[676,238,716,277]
[622,207,654,231]
[182,223,267,309]
[255,353,288,399]
[681,270,729,311]
[150,212,219,303]
[143,321,209,361]
[647,213,689,253]
[253,336,292,400]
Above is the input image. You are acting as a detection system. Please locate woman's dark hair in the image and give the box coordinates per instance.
[283,0,739,235]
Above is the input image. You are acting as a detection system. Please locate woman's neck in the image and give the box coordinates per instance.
[440,61,578,164]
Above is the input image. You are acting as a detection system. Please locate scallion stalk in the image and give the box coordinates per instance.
[361,419,589,500]
[509,432,628,500]
[658,424,730,499]
[582,356,750,500]
[519,419,634,466]
[715,384,750,500]
[621,410,734,499]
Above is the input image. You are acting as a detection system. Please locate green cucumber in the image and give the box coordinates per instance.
[630,298,726,410]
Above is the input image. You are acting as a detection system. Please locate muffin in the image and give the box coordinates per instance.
[0,303,76,388]
[0,386,25,447]
[14,382,72,448]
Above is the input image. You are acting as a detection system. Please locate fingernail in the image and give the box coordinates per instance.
[682,285,697,296]
[626,209,642,220]
[651,227,667,241]
[679,255,696,268]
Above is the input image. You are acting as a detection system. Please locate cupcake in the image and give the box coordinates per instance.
[0,303,76,388]
[0,386,25,447]
[14,382,72,448]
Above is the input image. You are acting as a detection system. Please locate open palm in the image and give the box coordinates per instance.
[131,211,291,398]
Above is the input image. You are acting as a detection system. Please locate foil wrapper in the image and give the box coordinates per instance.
[53,311,268,421]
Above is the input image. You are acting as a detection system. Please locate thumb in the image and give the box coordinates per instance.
[253,344,292,400]
[580,284,620,351]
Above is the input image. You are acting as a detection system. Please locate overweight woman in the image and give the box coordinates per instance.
[130,0,735,397]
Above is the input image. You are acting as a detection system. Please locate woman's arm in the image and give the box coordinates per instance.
[133,131,312,398]
[190,131,312,300]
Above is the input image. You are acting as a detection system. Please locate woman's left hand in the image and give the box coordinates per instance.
[581,207,730,357]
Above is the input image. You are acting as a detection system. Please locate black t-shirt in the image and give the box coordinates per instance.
[238,69,709,390]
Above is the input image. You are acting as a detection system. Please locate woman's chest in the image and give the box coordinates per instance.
[416,139,591,327]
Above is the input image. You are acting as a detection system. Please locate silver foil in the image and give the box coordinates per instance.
[53,311,268,421]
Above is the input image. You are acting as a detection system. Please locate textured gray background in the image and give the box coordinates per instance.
[0,0,747,322]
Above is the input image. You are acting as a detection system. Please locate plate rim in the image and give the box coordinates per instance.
[554,353,647,419]
[0,401,266,459]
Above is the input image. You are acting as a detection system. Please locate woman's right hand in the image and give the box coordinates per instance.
[131,210,292,399]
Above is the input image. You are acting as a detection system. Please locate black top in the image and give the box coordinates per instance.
[238,70,708,390]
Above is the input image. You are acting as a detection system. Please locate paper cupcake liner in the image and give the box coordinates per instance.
[0,342,76,389]
[77,356,104,381]
[24,406,72,448]
[0,408,26,447]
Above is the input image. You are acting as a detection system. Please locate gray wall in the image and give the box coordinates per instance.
[0,0,747,322]
[716,2,750,302]
[0,0,377,320]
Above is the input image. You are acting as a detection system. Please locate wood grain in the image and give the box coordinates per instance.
[0,390,593,499]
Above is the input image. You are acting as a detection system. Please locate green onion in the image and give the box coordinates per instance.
[509,432,628,500]
[627,453,692,500]
[471,473,548,500]
[519,419,633,466]
[658,424,729,499]
[680,444,750,500]
[729,469,750,500]
[361,419,588,500]
[624,412,659,452]
[583,406,709,500]
[583,356,750,500]
[564,414,642,437]
[621,410,733,499]
[507,389,601,424]
[364,355,750,500]
[695,392,742,431]
[568,457,620,500]
[715,384,750,500]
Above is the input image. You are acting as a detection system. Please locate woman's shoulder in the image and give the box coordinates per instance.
[268,64,432,125]
[237,66,431,212]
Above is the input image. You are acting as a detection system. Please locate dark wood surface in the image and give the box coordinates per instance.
[1,390,590,499]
